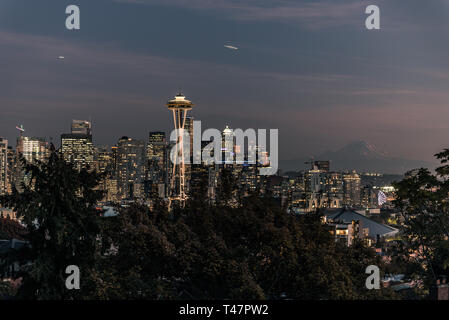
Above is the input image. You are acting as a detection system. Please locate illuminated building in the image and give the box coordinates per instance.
[61,133,94,171]
[146,132,167,200]
[361,185,377,208]
[0,138,7,195]
[328,221,359,247]
[94,146,118,202]
[326,172,344,208]
[61,120,94,171]
[71,120,92,135]
[325,208,398,242]
[0,208,18,221]
[343,171,361,207]
[17,136,49,164]
[314,161,330,173]
[13,136,50,191]
[147,132,166,167]
[116,136,146,200]
[222,126,234,165]
[184,116,194,156]
[6,146,16,194]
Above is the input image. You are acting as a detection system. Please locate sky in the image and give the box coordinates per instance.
[1,0,449,165]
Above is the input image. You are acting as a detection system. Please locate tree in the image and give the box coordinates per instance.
[97,194,394,300]
[0,146,104,299]
[1,147,395,300]
[393,149,449,292]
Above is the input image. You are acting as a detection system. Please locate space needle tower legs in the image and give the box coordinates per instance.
[166,93,194,210]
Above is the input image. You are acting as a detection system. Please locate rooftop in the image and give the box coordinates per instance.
[326,208,398,238]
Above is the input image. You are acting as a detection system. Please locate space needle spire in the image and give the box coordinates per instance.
[166,93,194,209]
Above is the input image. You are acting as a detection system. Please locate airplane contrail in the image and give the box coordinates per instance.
[224,45,238,50]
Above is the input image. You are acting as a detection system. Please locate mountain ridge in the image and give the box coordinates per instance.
[280,140,437,174]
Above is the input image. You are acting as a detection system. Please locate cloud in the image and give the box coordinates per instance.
[2,27,449,162]
[113,0,375,29]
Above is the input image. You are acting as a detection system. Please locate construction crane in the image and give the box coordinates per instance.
[15,125,25,137]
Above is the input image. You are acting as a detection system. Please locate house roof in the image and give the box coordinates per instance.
[326,208,398,238]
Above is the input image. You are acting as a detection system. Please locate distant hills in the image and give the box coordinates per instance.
[280,141,437,174]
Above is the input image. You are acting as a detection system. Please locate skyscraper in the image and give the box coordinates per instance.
[326,172,344,208]
[0,138,7,195]
[147,131,166,169]
[146,132,167,199]
[343,171,361,207]
[94,146,118,202]
[116,136,146,200]
[61,134,94,171]
[222,126,234,165]
[13,136,50,192]
[16,136,49,164]
[71,120,92,135]
[6,146,17,194]
[184,116,194,156]
[61,120,94,171]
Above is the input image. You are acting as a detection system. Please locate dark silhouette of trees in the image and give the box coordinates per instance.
[394,149,449,291]
[0,146,105,299]
[96,195,392,299]
[1,148,395,300]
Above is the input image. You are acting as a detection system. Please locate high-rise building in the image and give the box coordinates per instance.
[116,136,146,200]
[111,146,118,173]
[326,172,344,208]
[146,132,167,199]
[343,171,361,207]
[185,116,194,157]
[94,146,118,202]
[183,116,195,197]
[147,131,166,169]
[16,136,49,164]
[60,120,94,171]
[95,146,112,174]
[71,120,92,135]
[361,185,377,209]
[0,138,7,195]
[61,133,94,171]
[222,126,234,165]
[314,161,330,173]
[6,146,17,194]
[13,136,50,192]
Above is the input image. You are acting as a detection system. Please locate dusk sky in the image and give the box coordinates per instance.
[1,0,449,164]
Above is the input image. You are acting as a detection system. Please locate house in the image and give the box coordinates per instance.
[325,208,398,243]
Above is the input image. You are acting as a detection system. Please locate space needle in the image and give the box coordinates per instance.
[166,93,194,209]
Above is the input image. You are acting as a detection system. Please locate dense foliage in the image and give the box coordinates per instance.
[0,147,104,299]
[393,149,449,291]
[1,147,394,300]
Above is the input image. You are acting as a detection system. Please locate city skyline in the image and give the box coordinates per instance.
[1,0,449,165]
[2,1,449,303]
